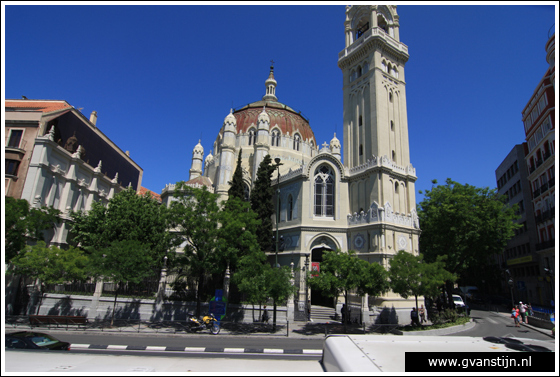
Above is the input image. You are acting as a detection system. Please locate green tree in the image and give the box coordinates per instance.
[418,178,520,306]
[250,155,275,253]
[169,183,223,316]
[88,240,154,325]
[11,241,89,314]
[70,187,173,271]
[308,250,389,326]
[228,149,245,201]
[233,251,269,319]
[389,250,455,311]
[5,197,61,261]
[265,265,297,331]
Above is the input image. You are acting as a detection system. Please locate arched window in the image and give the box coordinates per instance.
[389,92,393,102]
[391,120,394,131]
[293,134,301,151]
[248,128,256,146]
[287,194,294,221]
[314,165,335,217]
[359,144,363,156]
[271,129,280,147]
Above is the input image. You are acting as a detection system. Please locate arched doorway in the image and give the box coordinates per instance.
[310,247,335,307]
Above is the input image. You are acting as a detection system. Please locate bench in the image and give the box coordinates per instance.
[29,315,88,329]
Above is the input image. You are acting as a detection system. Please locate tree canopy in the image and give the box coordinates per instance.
[388,250,455,310]
[250,154,276,253]
[11,241,89,314]
[308,249,389,324]
[70,187,173,269]
[5,197,60,262]
[228,149,245,201]
[418,178,520,303]
[169,183,223,315]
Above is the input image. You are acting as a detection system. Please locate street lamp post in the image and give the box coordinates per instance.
[304,253,310,321]
[505,269,515,309]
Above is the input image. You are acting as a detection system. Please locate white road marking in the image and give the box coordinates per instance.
[263,348,284,353]
[145,346,167,351]
[70,344,90,349]
[106,345,128,350]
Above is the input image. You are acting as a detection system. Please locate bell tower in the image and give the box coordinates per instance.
[339,5,420,309]
[339,5,410,170]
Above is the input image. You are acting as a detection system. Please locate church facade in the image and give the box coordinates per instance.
[163,5,420,317]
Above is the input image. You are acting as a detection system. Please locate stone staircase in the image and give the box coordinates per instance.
[310,305,338,323]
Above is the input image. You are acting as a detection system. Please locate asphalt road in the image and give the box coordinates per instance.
[444,309,554,342]
[30,330,325,352]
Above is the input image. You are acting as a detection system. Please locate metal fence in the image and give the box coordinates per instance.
[43,282,96,296]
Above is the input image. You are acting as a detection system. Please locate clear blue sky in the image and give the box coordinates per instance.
[4,3,557,203]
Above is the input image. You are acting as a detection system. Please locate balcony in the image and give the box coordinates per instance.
[339,27,409,61]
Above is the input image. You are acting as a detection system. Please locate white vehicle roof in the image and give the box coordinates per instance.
[322,335,554,372]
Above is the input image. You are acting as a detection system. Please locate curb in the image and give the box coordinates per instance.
[392,319,476,336]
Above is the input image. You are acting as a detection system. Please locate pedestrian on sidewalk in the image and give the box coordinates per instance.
[511,306,520,327]
[519,302,528,324]
[261,306,269,323]
[419,305,426,324]
[410,307,420,327]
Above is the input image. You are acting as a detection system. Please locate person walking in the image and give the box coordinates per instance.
[511,306,520,327]
[261,306,269,323]
[527,303,533,316]
[341,304,346,324]
[411,307,420,327]
[519,302,528,324]
[419,305,426,324]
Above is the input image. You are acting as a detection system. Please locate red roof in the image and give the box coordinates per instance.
[138,187,162,202]
[5,99,72,114]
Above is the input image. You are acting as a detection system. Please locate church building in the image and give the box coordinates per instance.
[162,5,420,320]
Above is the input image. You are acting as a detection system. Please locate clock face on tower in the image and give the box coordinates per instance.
[398,235,407,250]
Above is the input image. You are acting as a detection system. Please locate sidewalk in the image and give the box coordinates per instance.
[5,317,477,339]
[496,312,556,339]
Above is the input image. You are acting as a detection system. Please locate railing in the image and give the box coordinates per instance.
[339,27,408,60]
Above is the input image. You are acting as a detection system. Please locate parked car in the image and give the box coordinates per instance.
[5,332,70,350]
[452,295,470,315]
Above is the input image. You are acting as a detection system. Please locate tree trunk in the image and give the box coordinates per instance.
[272,300,277,332]
[344,291,348,333]
[111,282,119,327]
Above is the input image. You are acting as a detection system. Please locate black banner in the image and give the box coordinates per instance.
[405,352,556,372]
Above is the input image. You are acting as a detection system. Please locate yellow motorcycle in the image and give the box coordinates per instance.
[187,313,220,335]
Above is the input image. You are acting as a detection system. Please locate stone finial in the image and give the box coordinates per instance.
[47,125,56,141]
[112,172,119,184]
[72,145,83,159]
[95,160,102,173]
